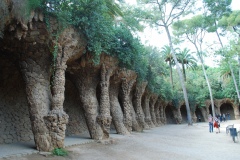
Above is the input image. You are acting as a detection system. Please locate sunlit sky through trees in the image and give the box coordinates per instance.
[124,0,240,67]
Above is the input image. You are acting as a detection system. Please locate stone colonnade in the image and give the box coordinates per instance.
[1,8,240,152]
[0,12,168,151]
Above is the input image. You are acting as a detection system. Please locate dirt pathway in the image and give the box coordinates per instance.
[1,120,240,160]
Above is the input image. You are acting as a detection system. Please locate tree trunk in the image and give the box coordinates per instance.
[165,26,192,125]
[109,69,129,135]
[199,55,215,118]
[215,29,240,104]
[182,63,186,81]
[169,62,174,88]
[150,94,158,126]
[133,82,149,130]
[142,90,155,128]
[229,62,240,103]
[238,54,240,86]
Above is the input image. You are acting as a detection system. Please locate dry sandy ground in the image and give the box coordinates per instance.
[1,120,240,160]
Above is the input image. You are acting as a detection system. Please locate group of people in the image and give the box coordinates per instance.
[208,114,219,133]
[208,113,232,133]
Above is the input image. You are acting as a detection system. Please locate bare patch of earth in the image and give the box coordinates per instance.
[1,120,240,160]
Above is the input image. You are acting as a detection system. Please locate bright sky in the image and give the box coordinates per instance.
[125,0,240,67]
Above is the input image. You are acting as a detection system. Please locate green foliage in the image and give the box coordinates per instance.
[203,0,232,18]
[52,148,68,156]
[145,47,169,95]
[218,10,240,34]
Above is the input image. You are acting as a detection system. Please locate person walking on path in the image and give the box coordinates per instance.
[214,117,220,134]
[208,114,213,133]
[223,113,226,122]
[227,113,230,120]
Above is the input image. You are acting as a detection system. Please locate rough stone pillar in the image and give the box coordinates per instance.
[1,8,86,150]
[200,107,208,122]
[155,98,161,126]
[97,64,113,139]
[133,82,149,130]
[142,90,155,128]
[44,63,69,149]
[121,79,133,132]
[70,57,104,140]
[129,87,142,132]
[150,94,158,126]
[191,111,197,123]
[162,103,167,124]
[233,104,240,119]
[109,69,129,135]
[20,58,52,151]
[44,26,86,148]
[173,107,182,124]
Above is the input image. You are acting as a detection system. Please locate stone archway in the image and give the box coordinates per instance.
[0,52,34,145]
[64,79,89,137]
[220,103,234,120]
[195,107,204,122]
[180,105,188,123]
[208,105,218,116]
[165,104,176,124]
[215,98,240,120]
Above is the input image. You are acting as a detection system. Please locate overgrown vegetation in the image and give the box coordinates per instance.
[1,0,240,108]
[52,148,68,156]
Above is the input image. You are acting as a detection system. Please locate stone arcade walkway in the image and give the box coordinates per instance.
[0,133,94,159]
[1,120,240,160]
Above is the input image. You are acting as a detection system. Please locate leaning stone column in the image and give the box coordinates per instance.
[70,56,104,140]
[129,84,142,132]
[150,94,158,126]
[200,107,208,122]
[162,103,167,124]
[233,104,240,119]
[142,90,155,128]
[110,69,129,135]
[191,111,197,123]
[20,58,52,151]
[133,82,149,130]
[97,63,114,139]
[120,76,136,132]
[154,98,161,126]
[172,107,182,124]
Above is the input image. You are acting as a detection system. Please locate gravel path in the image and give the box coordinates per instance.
[1,120,240,160]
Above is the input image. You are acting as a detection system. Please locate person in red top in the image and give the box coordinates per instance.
[213,117,220,133]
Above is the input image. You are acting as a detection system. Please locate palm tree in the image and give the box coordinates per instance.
[161,45,175,88]
[177,48,197,81]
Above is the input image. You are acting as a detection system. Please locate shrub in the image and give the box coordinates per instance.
[52,148,68,156]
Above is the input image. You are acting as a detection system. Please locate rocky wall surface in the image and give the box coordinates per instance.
[64,80,89,136]
[0,56,33,144]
